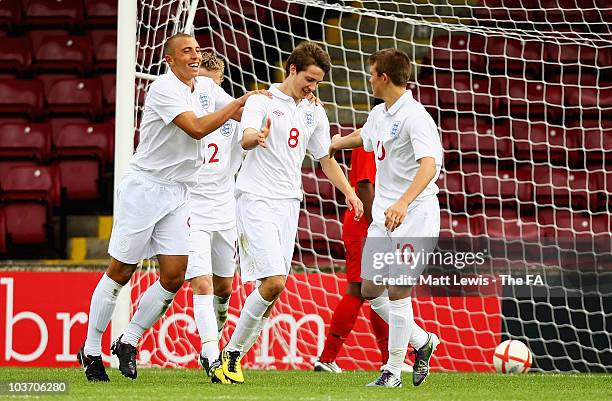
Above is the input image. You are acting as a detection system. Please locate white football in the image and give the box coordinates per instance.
[493,340,532,374]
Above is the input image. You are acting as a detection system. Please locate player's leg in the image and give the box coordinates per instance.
[369,304,389,365]
[79,258,137,381]
[113,191,190,379]
[211,228,238,337]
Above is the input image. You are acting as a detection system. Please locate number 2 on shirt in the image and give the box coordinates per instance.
[288,128,300,148]
[207,143,219,163]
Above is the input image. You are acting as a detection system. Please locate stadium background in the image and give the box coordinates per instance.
[0,0,610,374]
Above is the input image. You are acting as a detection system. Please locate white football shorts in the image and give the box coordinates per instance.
[108,171,190,264]
[185,227,237,279]
[236,193,300,282]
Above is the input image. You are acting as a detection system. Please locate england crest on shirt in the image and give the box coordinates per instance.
[220,121,234,137]
[198,92,210,109]
[390,120,401,138]
[305,111,315,128]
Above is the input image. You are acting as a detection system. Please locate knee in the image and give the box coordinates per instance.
[106,260,136,285]
[261,277,285,300]
[214,285,232,299]
[191,276,213,295]
[161,273,185,293]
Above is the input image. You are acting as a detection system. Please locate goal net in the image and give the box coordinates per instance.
[124,0,611,372]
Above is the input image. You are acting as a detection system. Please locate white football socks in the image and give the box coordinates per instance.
[84,273,123,356]
[213,295,230,334]
[226,289,271,353]
[369,294,429,350]
[193,294,220,362]
[386,297,413,377]
[122,280,176,347]
[369,295,391,323]
[241,316,268,358]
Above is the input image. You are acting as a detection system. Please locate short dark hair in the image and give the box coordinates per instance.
[284,41,331,76]
[368,48,412,86]
[163,33,195,57]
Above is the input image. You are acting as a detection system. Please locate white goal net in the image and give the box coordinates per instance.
[124,0,611,373]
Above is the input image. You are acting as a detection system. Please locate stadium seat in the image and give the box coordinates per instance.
[573,119,612,165]
[478,208,541,241]
[427,33,486,72]
[439,210,481,238]
[2,203,49,244]
[436,170,465,211]
[211,28,255,68]
[496,77,563,121]
[26,29,70,50]
[484,35,544,78]
[0,160,37,185]
[25,0,84,28]
[99,74,116,114]
[32,35,93,73]
[0,121,52,162]
[545,41,611,72]
[302,168,337,212]
[0,164,61,207]
[441,116,511,164]
[538,208,611,238]
[0,207,6,253]
[0,0,23,29]
[45,77,103,118]
[539,0,601,25]
[521,166,602,211]
[85,0,117,27]
[464,164,533,208]
[565,85,612,119]
[54,121,114,165]
[0,37,33,75]
[89,30,117,71]
[408,81,438,120]
[435,73,500,114]
[297,212,344,258]
[510,120,581,166]
[0,79,45,119]
[203,0,268,26]
[472,0,533,23]
[55,159,100,201]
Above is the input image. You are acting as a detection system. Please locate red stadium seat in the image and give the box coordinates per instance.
[435,73,500,114]
[496,77,563,121]
[473,0,534,23]
[464,164,533,207]
[3,203,49,244]
[56,160,100,201]
[521,166,602,211]
[510,121,581,166]
[99,74,116,114]
[0,121,52,162]
[408,81,438,120]
[297,212,343,258]
[565,85,612,119]
[539,0,601,24]
[478,208,541,241]
[25,0,84,28]
[570,119,612,165]
[211,28,255,68]
[45,77,103,118]
[89,30,117,71]
[0,79,45,118]
[441,117,511,164]
[54,121,114,164]
[0,37,33,75]
[436,170,465,211]
[0,160,38,184]
[0,0,23,28]
[428,33,486,72]
[27,29,70,50]
[33,35,93,73]
[85,0,117,27]
[484,36,545,78]
[203,0,268,26]
[0,207,6,253]
[0,164,61,207]
[439,210,481,238]
[539,209,611,238]
[545,41,611,71]
[302,168,338,212]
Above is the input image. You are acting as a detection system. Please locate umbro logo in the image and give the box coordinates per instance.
[273,110,284,117]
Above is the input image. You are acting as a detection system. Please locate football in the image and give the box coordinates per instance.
[493,340,532,374]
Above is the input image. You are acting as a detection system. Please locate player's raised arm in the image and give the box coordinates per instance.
[328,128,364,158]
[319,156,364,220]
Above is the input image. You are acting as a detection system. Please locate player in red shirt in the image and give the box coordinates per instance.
[314,144,398,372]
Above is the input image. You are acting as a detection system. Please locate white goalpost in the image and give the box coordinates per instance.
[114,0,612,373]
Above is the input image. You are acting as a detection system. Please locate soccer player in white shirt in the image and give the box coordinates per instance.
[328,48,443,388]
[213,42,364,384]
[78,34,262,382]
[186,51,243,379]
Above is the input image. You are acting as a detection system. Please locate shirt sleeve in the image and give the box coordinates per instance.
[360,111,376,152]
[229,121,244,175]
[350,147,376,186]
[147,80,192,125]
[306,105,331,160]
[238,95,268,143]
[407,112,443,165]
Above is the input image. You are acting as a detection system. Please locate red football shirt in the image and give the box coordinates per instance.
[342,147,376,240]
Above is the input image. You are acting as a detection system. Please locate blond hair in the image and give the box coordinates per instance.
[200,50,225,72]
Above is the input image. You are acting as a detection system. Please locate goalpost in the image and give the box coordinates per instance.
[114,0,612,372]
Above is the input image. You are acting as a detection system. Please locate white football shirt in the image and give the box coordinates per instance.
[235,84,331,200]
[361,90,443,229]
[129,72,234,185]
[190,119,242,230]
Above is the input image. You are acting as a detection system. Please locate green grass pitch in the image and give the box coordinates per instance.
[1,368,611,401]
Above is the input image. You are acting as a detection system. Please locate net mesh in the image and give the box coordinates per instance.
[129,0,612,372]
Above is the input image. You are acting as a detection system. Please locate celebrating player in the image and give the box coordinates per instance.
[78,33,261,382]
[314,144,400,373]
[186,51,244,380]
[328,48,443,388]
[212,41,363,385]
